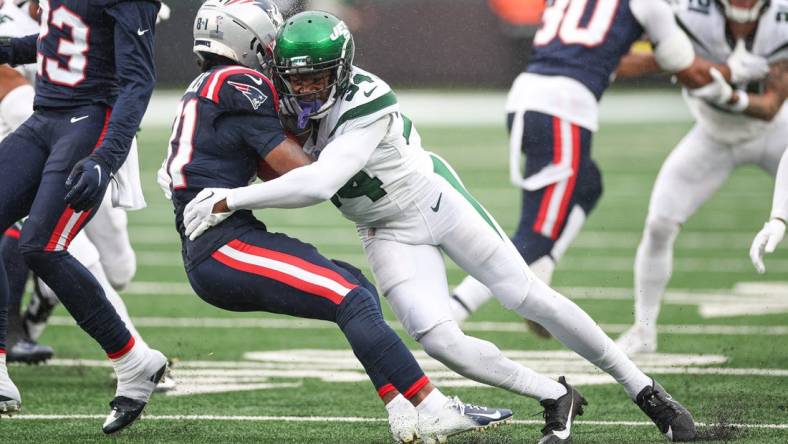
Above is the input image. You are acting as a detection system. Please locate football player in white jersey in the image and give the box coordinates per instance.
[614,0,788,354]
[750,146,787,273]
[0,0,175,391]
[182,11,698,443]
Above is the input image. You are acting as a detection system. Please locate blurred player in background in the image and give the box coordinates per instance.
[163,3,513,443]
[447,0,770,339]
[750,146,787,273]
[185,11,699,443]
[0,0,167,433]
[614,0,788,354]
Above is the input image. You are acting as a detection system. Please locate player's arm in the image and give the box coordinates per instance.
[0,34,38,66]
[735,60,788,121]
[225,116,389,210]
[750,147,788,273]
[626,0,765,88]
[91,0,160,174]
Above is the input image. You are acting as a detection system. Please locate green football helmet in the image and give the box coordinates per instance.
[273,11,354,127]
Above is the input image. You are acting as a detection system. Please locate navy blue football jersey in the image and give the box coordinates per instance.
[527,0,645,100]
[166,65,287,269]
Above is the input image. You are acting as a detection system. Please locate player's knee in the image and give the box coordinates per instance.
[518,279,562,323]
[419,322,465,362]
[575,162,603,213]
[643,216,680,247]
[20,247,66,272]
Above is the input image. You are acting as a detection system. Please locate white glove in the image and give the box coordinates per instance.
[156,2,171,24]
[689,68,733,105]
[727,39,769,85]
[183,188,234,241]
[750,219,786,274]
[156,160,172,200]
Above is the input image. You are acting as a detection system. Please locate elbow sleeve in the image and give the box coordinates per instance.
[654,31,695,73]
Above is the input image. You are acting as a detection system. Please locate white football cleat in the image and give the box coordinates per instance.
[0,364,21,415]
[389,407,419,443]
[417,396,512,444]
[103,349,167,434]
[616,325,657,355]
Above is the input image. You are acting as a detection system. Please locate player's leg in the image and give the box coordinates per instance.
[17,106,166,432]
[450,112,601,325]
[0,121,49,414]
[188,230,511,442]
[84,191,136,290]
[365,236,567,401]
[1,223,54,364]
[618,126,734,354]
[432,155,695,441]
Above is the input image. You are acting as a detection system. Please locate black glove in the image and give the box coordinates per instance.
[0,37,12,65]
[65,156,112,212]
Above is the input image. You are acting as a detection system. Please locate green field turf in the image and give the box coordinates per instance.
[3,120,788,443]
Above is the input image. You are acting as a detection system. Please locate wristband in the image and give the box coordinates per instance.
[728,90,749,113]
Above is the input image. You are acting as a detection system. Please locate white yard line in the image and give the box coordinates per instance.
[8,414,788,430]
[44,315,788,335]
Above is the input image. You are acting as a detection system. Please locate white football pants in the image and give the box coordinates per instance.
[83,191,137,290]
[633,115,788,332]
[359,154,651,400]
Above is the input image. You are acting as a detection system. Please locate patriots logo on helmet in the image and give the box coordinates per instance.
[228,80,268,110]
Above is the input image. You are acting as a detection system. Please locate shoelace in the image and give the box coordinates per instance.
[642,390,679,431]
[541,400,565,434]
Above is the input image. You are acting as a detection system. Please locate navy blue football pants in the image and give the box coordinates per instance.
[187,229,429,399]
[507,110,602,264]
[0,105,132,356]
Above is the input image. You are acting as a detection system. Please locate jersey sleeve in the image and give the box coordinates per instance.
[328,76,399,138]
[630,0,695,73]
[209,69,287,159]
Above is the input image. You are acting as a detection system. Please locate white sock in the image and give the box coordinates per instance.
[111,341,153,400]
[518,279,652,399]
[386,394,415,416]
[420,322,566,401]
[634,218,679,332]
[450,276,494,323]
[528,256,556,285]
[415,388,449,416]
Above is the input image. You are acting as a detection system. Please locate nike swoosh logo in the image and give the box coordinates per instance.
[363,86,378,97]
[195,191,215,205]
[245,74,263,85]
[93,164,102,182]
[70,115,89,123]
[137,28,150,36]
[473,411,502,421]
[430,193,442,212]
[552,396,573,440]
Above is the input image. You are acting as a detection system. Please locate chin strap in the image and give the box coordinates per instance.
[297,100,323,129]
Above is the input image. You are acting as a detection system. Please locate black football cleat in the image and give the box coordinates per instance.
[6,338,54,364]
[635,380,697,442]
[539,377,587,444]
[102,396,147,434]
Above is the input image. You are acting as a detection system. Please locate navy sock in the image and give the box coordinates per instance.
[1,235,29,337]
[22,250,131,355]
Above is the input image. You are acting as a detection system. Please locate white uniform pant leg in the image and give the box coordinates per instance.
[436,176,651,399]
[634,125,735,329]
[365,236,565,400]
[84,192,136,290]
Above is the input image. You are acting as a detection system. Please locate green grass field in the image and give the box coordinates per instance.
[4,119,788,443]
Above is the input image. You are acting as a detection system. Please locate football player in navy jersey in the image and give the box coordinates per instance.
[448,0,770,339]
[157,2,513,442]
[0,0,168,435]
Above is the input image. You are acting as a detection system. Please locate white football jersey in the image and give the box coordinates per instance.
[677,0,788,142]
[303,66,433,225]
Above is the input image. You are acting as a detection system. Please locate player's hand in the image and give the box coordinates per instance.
[728,39,769,84]
[65,156,112,212]
[0,37,11,65]
[688,68,733,105]
[157,2,171,24]
[750,219,786,274]
[156,159,172,200]
[183,188,234,241]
